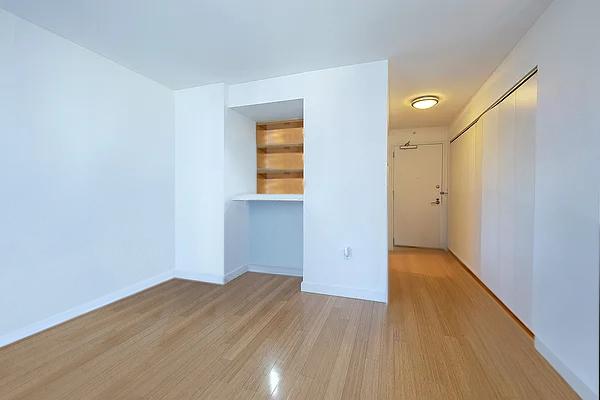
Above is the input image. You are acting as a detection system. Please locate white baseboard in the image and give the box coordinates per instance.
[301,281,387,303]
[0,270,174,348]
[224,265,248,283]
[173,269,225,285]
[246,264,303,277]
[535,338,599,400]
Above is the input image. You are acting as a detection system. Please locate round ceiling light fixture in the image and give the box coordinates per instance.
[411,95,439,110]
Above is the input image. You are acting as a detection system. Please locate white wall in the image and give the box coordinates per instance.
[388,127,449,250]
[228,61,389,302]
[450,1,600,397]
[0,10,174,341]
[174,84,225,282]
[224,108,255,279]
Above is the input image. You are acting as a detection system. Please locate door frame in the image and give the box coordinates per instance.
[389,140,448,250]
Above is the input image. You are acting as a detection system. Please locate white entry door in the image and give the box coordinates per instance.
[393,143,443,248]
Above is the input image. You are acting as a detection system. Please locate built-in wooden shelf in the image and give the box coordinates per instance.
[257,127,303,147]
[256,119,304,194]
[257,144,304,152]
[257,152,303,170]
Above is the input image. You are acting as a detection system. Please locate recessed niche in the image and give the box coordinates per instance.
[229,99,305,196]
[256,119,304,194]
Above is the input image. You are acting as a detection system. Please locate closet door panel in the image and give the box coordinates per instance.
[478,76,536,329]
[512,75,536,327]
[480,106,500,295]
[471,121,483,275]
[449,135,466,263]
[497,92,517,307]
[449,121,482,275]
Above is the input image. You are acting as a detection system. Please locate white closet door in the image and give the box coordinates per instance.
[472,118,483,276]
[512,75,536,326]
[452,74,537,329]
[480,106,501,296]
[449,135,462,255]
[498,90,517,306]
[449,121,482,275]
[479,75,537,328]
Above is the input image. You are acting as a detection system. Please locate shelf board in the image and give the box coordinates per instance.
[257,168,303,174]
[257,144,303,152]
[232,194,304,202]
[257,120,303,130]
[258,171,303,179]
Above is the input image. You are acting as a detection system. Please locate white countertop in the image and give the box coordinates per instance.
[231,194,304,202]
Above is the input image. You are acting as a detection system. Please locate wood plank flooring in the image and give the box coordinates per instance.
[0,248,578,399]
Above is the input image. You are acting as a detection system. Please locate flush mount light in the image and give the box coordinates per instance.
[411,96,439,110]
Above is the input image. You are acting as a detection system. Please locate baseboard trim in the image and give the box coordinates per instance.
[246,264,303,277]
[173,269,225,285]
[301,281,386,303]
[224,265,248,283]
[447,249,534,338]
[535,338,599,400]
[175,264,303,284]
[0,270,174,349]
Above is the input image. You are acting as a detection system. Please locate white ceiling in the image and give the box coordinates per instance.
[231,99,303,123]
[0,0,551,129]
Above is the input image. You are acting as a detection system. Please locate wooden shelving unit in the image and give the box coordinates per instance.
[256,120,304,194]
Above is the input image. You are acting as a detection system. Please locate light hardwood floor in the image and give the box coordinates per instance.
[0,248,577,399]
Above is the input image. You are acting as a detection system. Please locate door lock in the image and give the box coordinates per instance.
[431,198,440,205]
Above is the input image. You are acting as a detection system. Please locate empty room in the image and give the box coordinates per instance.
[0,0,598,399]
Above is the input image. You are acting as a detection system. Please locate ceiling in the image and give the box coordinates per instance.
[0,0,551,129]
[231,99,303,123]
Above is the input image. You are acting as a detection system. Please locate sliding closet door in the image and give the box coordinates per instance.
[450,74,536,328]
[479,75,537,328]
[512,75,536,327]
[449,121,482,275]
[480,105,498,297]
[449,132,467,266]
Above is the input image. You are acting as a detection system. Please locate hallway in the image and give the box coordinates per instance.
[387,248,576,399]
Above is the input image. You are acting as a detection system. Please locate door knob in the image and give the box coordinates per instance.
[431,198,440,205]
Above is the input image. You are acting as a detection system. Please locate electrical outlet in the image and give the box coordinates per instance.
[344,246,352,260]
